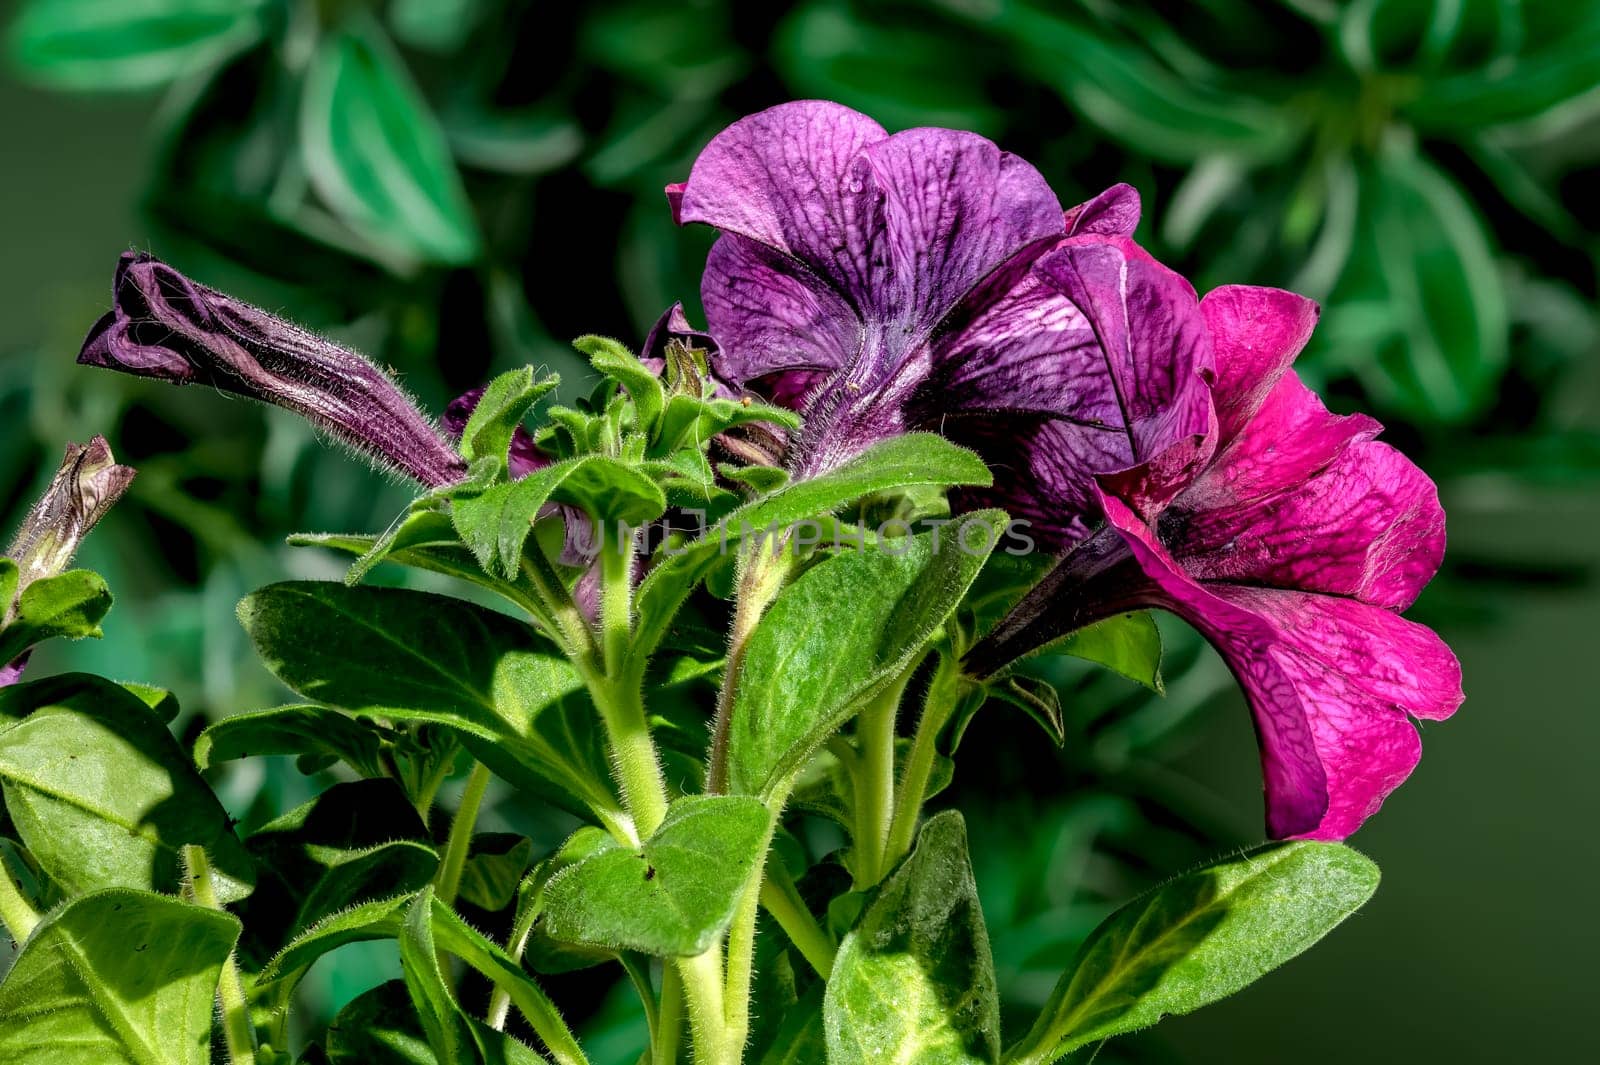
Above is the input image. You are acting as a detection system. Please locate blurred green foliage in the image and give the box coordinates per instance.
[3,0,1598,1060]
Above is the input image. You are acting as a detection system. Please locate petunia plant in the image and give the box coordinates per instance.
[0,102,1460,1064]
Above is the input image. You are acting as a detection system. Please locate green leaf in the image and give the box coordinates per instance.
[825,812,1000,1064]
[238,583,621,826]
[575,335,665,439]
[443,107,584,176]
[727,513,1004,797]
[261,894,414,984]
[325,981,439,1064]
[400,889,586,1065]
[240,780,437,965]
[0,569,114,665]
[457,368,558,471]
[300,17,480,265]
[633,435,992,660]
[719,434,991,542]
[0,674,253,902]
[1404,8,1600,128]
[1006,842,1381,1062]
[984,5,1299,163]
[0,888,240,1065]
[389,0,478,53]
[1054,612,1164,693]
[193,704,392,777]
[450,456,667,579]
[7,0,265,91]
[542,795,772,956]
[458,833,534,912]
[1322,151,1508,422]
[291,512,542,613]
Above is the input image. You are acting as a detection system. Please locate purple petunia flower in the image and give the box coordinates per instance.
[80,253,467,487]
[668,100,1213,547]
[969,286,1463,840]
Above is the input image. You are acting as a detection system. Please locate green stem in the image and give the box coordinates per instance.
[185,846,256,1065]
[435,761,493,909]
[706,545,789,793]
[654,962,683,1065]
[522,548,596,659]
[589,672,670,842]
[884,655,969,870]
[853,675,909,887]
[759,863,834,978]
[488,882,542,1031]
[0,853,40,942]
[590,543,670,840]
[721,786,792,1057]
[676,948,733,1065]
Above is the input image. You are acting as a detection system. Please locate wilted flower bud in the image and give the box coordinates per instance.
[79,253,467,487]
[5,435,135,595]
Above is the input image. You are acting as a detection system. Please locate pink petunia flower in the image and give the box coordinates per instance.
[971,286,1463,840]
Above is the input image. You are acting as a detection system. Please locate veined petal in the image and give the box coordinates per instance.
[861,125,1062,330]
[1063,182,1141,237]
[673,100,888,304]
[1200,284,1320,444]
[1185,368,1381,514]
[1169,437,1446,610]
[1102,493,1462,840]
[1034,236,1215,512]
[700,233,860,386]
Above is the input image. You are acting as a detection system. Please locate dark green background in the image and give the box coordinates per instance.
[3,1,1597,1060]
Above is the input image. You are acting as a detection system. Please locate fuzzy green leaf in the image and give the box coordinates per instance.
[0,889,240,1065]
[449,455,666,578]
[1006,842,1381,1062]
[457,367,558,471]
[0,674,253,902]
[238,583,621,825]
[541,795,772,956]
[193,704,392,777]
[0,569,113,666]
[727,513,1004,797]
[825,812,1000,1064]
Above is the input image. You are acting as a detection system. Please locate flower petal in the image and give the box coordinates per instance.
[1185,368,1381,514]
[80,253,466,487]
[860,126,1062,330]
[1063,183,1141,237]
[1169,437,1446,610]
[699,233,860,386]
[673,101,888,303]
[1102,493,1462,840]
[1033,236,1216,512]
[1200,285,1320,444]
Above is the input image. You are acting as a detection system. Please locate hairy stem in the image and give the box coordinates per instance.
[853,673,911,887]
[486,897,537,1030]
[884,654,971,869]
[591,542,670,840]
[184,846,255,1065]
[435,761,493,909]
[654,961,684,1065]
[721,788,788,1056]
[759,862,835,978]
[677,948,733,1065]
[706,545,790,793]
